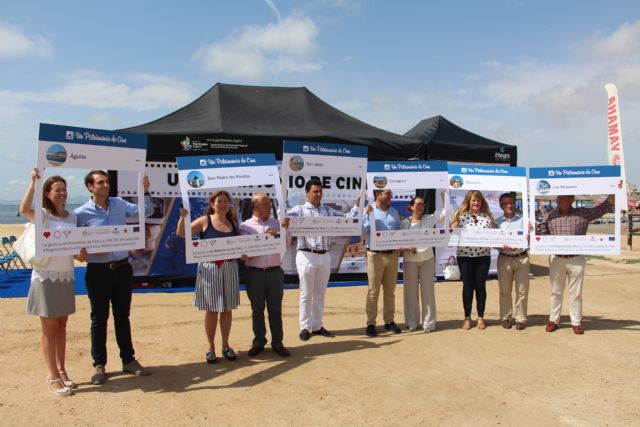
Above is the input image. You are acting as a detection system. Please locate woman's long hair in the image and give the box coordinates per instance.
[451,190,495,225]
[42,175,67,216]
[206,190,235,224]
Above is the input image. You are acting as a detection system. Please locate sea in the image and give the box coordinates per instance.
[0,204,82,224]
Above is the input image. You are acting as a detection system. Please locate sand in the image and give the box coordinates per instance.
[1,224,639,426]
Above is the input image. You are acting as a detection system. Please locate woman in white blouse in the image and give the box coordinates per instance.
[450,190,496,330]
[400,195,446,332]
[20,168,87,397]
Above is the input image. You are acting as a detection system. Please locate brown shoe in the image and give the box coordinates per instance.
[572,325,584,335]
[462,317,472,330]
[477,317,486,330]
[501,319,512,329]
[515,322,526,330]
[545,321,559,332]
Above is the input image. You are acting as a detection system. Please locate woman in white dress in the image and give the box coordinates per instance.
[19,168,87,397]
[401,194,446,332]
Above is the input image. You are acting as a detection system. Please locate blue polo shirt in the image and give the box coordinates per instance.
[75,196,153,263]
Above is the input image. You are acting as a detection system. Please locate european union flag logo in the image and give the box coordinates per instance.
[609,237,615,241]
[133,226,140,232]
[517,231,523,235]
[353,219,359,223]
[439,229,445,234]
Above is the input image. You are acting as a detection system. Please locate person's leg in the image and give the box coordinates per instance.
[365,252,386,326]
[111,265,135,364]
[311,254,331,331]
[266,268,285,347]
[513,256,531,324]
[420,258,437,331]
[204,311,219,351]
[402,261,420,329]
[549,255,567,324]
[40,317,62,379]
[296,251,316,332]
[85,265,111,367]
[566,256,586,326]
[245,269,267,347]
[381,253,399,325]
[457,257,474,318]
[497,255,514,321]
[219,310,233,349]
[474,256,491,319]
[54,316,68,371]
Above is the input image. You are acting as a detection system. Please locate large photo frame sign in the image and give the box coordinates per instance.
[282,140,366,236]
[367,161,449,250]
[529,165,621,255]
[35,123,147,257]
[447,164,528,248]
[176,153,285,264]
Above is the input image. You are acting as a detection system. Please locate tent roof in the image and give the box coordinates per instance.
[404,115,517,165]
[123,83,424,160]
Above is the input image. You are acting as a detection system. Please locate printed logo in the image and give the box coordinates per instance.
[461,167,468,173]
[289,155,304,172]
[302,145,309,152]
[548,170,556,177]
[536,180,551,195]
[180,137,192,151]
[65,131,74,140]
[384,164,391,171]
[46,144,67,167]
[199,159,207,167]
[187,171,205,188]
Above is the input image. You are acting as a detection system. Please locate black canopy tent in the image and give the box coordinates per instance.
[404,115,517,166]
[123,83,424,161]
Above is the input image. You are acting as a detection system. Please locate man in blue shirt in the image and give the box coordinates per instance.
[495,193,529,331]
[75,170,153,385]
[362,189,402,337]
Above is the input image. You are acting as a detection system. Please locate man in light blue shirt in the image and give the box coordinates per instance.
[495,192,529,331]
[362,189,402,337]
[75,170,153,385]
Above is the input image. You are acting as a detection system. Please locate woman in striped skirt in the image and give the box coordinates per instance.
[177,190,242,363]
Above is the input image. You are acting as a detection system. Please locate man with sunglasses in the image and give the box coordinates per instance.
[538,193,615,335]
[363,189,402,337]
[496,193,529,331]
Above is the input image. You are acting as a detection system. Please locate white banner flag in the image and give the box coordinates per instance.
[604,83,628,210]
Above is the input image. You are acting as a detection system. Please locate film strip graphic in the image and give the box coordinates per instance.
[117,162,181,197]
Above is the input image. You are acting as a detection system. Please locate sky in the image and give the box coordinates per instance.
[1,0,639,202]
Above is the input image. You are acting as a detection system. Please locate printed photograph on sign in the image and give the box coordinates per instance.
[176,154,286,264]
[34,124,148,257]
[528,165,621,255]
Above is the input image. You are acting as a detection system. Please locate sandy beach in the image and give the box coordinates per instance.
[1,223,639,426]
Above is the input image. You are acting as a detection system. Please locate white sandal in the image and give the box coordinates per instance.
[47,377,72,397]
[58,370,78,389]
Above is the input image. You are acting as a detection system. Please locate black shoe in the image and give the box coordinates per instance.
[248,345,264,357]
[311,327,335,338]
[272,346,291,357]
[299,329,310,341]
[366,324,377,337]
[384,322,402,334]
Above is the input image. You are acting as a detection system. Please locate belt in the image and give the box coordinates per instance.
[247,266,281,272]
[299,248,327,255]
[92,258,129,270]
[499,251,528,258]
[367,249,394,254]
[556,254,577,258]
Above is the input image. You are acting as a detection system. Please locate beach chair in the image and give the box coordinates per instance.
[0,237,23,271]
[3,236,27,269]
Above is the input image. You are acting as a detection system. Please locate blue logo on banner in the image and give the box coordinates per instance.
[609,237,615,241]
[517,231,524,235]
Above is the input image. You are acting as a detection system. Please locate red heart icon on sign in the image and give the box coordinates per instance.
[193,242,199,247]
[535,236,541,241]
[376,232,381,237]
[43,232,51,238]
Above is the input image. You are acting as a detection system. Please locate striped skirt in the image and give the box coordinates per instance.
[193,260,240,312]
